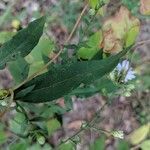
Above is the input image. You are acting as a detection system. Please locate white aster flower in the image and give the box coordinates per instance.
[115,60,136,83]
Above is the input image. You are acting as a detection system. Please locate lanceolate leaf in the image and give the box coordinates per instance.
[16,49,129,103]
[0,16,46,69]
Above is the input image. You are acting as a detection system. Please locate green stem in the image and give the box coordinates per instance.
[56,102,107,148]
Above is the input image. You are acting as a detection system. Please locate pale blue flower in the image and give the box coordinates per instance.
[116,60,136,82]
[117,60,129,72]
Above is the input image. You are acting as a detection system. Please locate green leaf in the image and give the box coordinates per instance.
[125,26,139,47]
[128,123,150,145]
[58,141,75,150]
[7,57,29,85]
[87,31,102,48]
[0,130,6,144]
[140,140,150,150]
[46,118,61,136]
[90,136,106,150]
[9,112,28,135]
[16,85,35,98]
[89,0,99,9]
[71,76,118,97]
[95,76,118,93]
[77,31,102,60]
[28,143,52,150]
[117,140,129,150]
[10,141,28,150]
[77,47,100,60]
[0,32,15,44]
[25,38,54,76]
[121,0,139,14]
[0,16,46,69]
[16,48,128,103]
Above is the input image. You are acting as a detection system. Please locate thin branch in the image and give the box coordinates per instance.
[91,126,111,135]
[66,3,88,43]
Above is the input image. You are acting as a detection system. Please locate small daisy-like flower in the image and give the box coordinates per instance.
[115,60,136,83]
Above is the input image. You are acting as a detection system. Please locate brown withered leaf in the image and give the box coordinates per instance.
[101,6,140,54]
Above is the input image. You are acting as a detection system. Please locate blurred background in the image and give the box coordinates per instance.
[0,0,149,150]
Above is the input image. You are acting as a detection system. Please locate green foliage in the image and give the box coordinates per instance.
[125,26,139,47]
[89,0,100,9]
[0,127,6,144]
[8,57,29,84]
[9,112,28,135]
[47,119,61,136]
[0,16,46,69]
[77,31,102,60]
[89,0,106,9]
[0,32,15,44]
[58,142,75,150]
[10,141,28,150]
[0,1,149,149]
[90,136,106,150]
[121,0,140,14]
[16,49,127,103]
[140,140,150,150]
[117,140,129,150]
[25,38,54,76]
[128,124,150,145]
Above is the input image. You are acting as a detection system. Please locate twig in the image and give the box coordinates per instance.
[91,126,111,135]
[82,1,105,37]
[66,3,88,43]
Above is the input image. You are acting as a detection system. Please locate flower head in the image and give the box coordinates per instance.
[111,60,136,83]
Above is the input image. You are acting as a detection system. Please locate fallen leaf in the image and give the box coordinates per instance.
[101,6,140,54]
[128,123,150,145]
